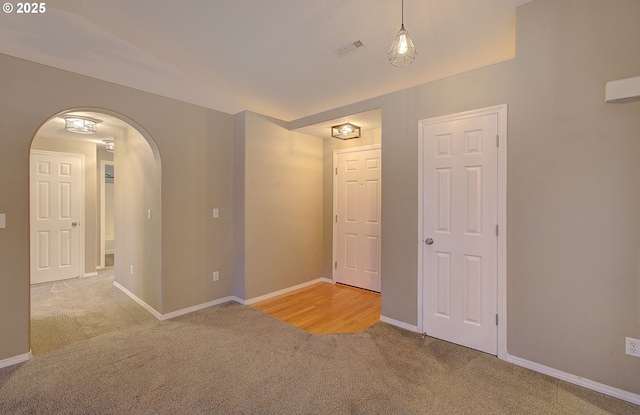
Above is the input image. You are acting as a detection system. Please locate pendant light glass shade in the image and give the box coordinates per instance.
[388,0,417,67]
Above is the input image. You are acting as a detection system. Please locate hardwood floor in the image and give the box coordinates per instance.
[251,282,381,334]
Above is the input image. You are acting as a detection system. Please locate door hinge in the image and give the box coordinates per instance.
[496,224,499,236]
[335,215,338,223]
[335,261,338,269]
[496,135,500,148]
[335,167,338,175]
[496,314,499,326]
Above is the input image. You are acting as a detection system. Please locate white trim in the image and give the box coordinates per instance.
[496,105,508,360]
[244,277,333,305]
[228,296,247,305]
[380,315,419,333]
[114,281,241,321]
[0,351,31,369]
[115,277,335,319]
[332,144,382,285]
[507,354,640,406]
[83,272,98,278]
[417,104,508,359]
[113,281,163,320]
[160,296,240,320]
[30,150,85,282]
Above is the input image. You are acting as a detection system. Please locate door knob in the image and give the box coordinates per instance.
[425,238,434,245]
[72,222,78,227]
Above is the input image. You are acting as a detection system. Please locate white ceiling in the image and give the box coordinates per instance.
[36,110,131,144]
[1,0,530,123]
[295,108,382,140]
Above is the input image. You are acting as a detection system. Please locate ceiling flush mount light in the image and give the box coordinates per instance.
[388,0,417,67]
[104,140,115,153]
[65,117,97,134]
[331,123,361,140]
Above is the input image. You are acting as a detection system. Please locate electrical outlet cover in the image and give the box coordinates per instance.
[626,337,640,357]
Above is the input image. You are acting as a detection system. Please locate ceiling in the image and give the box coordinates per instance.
[35,110,131,145]
[1,0,530,124]
[295,109,382,140]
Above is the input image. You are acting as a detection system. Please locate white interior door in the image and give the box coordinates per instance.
[421,112,498,354]
[30,151,83,284]
[334,146,381,292]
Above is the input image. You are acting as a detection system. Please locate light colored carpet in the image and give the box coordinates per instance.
[2,276,637,414]
[30,268,155,356]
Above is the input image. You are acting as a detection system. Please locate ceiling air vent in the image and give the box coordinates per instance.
[334,40,364,58]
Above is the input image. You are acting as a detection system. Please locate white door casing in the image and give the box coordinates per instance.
[418,105,507,357]
[30,151,84,284]
[333,145,381,292]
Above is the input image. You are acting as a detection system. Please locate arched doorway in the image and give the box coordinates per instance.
[29,108,162,355]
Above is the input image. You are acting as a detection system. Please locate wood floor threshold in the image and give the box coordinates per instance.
[251,282,381,334]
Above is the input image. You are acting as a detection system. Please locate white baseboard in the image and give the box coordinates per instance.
[0,351,31,369]
[160,296,239,320]
[380,315,419,333]
[113,281,242,321]
[113,281,162,320]
[83,272,98,278]
[506,354,640,406]
[243,277,332,305]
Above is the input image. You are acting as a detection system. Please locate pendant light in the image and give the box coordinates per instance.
[388,0,417,67]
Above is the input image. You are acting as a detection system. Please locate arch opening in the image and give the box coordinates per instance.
[29,107,162,355]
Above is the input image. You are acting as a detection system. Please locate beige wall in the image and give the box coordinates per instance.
[0,53,234,360]
[104,182,114,250]
[507,0,640,393]
[114,126,162,311]
[290,0,640,395]
[322,127,381,279]
[30,135,99,275]
[240,112,323,300]
[154,105,234,314]
[1,0,638,399]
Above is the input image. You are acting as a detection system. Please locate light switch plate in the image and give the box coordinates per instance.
[0,213,5,229]
[213,208,219,219]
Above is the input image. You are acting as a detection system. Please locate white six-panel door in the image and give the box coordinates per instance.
[334,146,381,292]
[30,151,83,284]
[420,112,498,355]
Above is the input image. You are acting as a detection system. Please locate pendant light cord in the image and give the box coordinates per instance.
[401,0,404,25]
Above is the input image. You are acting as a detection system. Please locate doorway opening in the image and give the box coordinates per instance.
[100,161,115,269]
[293,108,382,324]
[28,108,162,356]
